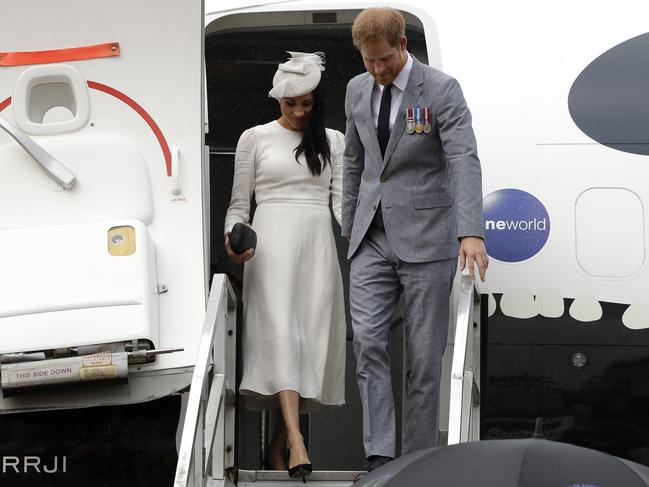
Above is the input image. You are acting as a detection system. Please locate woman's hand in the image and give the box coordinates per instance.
[225,232,255,263]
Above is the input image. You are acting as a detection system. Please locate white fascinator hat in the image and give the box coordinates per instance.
[268,51,325,101]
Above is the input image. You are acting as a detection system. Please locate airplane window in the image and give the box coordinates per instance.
[575,188,645,277]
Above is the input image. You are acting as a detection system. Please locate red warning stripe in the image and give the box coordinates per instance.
[0,97,10,112]
[0,43,120,67]
[87,81,172,176]
[0,84,170,177]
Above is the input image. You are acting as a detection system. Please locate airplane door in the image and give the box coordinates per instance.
[204,6,435,471]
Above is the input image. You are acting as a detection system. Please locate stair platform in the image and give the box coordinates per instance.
[237,470,362,486]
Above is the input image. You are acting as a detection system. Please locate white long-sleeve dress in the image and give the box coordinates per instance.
[224,120,346,411]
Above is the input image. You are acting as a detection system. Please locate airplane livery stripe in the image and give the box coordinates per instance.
[0,96,10,112]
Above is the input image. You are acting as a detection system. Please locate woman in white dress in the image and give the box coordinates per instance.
[224,52,346,480]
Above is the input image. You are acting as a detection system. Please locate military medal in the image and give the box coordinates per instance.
[414,106,423,134]
[423,107,432,133]
[406,106,415,134]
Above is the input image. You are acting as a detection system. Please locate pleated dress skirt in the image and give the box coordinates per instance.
[239,201,346,412]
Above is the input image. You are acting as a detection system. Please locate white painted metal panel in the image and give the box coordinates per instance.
[0,219,158,354]
[0,135,153,229]
[0,0,206,375]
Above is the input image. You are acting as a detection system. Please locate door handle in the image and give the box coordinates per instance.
[0,115,77,189]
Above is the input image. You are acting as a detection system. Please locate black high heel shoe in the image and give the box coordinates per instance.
[288,463,312,483]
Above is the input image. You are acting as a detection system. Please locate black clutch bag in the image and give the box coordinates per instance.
[230,223,257,254]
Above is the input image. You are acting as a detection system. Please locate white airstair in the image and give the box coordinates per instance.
[173,275,237,487]
[447,270,482,445]
[173,271,481,486]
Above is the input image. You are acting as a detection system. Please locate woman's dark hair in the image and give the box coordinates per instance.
[295,88,331,176]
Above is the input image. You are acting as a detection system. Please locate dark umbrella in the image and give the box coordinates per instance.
[355,439,649,487]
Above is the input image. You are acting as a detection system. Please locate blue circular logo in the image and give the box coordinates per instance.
[483,189,550,263]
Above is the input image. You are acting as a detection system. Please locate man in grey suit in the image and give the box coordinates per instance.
[342,7,489,472]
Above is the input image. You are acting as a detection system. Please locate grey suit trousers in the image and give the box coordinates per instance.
[350,224,456,458]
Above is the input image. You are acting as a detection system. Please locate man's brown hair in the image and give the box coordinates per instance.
[351,7,406,49]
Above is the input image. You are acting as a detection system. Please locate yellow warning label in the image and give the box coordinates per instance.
[80,365,118,380]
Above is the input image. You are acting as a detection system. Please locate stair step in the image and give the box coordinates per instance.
[237,470,363,486]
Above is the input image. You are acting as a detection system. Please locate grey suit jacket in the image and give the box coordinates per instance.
[342,56,484,262]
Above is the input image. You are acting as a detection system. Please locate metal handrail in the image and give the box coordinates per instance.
[174,274,237,487]
[447,269,481,445]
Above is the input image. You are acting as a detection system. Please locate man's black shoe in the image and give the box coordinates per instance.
[366,455,392,472]
[353,455,393,483]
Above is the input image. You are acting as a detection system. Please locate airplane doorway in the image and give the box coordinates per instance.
[204,8,429,471]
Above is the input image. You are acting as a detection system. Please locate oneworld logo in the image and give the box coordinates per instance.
[483,188,550,262]
[484,218,548,231]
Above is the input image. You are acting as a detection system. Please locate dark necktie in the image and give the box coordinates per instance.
[377,84,392,158]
